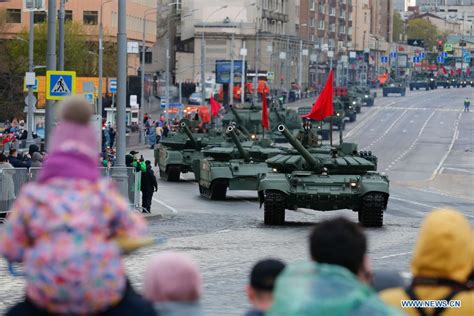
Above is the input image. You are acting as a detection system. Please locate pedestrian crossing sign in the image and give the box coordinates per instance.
[46,71,76,100]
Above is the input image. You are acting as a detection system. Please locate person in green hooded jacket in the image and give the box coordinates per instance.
[267,217,403,316]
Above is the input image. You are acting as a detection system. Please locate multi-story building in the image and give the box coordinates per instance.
[298,0,353,84]
[370,0,393,42]
[415,1,474,36]
[393,0,406,12]
[150,0,307,95]
[0,0,157,73]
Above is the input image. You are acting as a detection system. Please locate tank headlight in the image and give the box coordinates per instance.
[272,168,278,172]
[364,95,369,98]
[430,78,434,81]
[350,181,358,188]
[251,134,256,139]
[352,101,356,105]
[336,113,341,116]
[349,106,353,109]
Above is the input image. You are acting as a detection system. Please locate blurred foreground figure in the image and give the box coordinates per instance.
[0,96,154,316]
[267,217,402,316]
[143,252,203,316]
[245,259,286,316]
[381,209,474,316]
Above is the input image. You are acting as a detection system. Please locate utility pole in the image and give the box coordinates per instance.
[165,17,171,121]
[98,1,111,117]
[200,30,206,108]
[58,0,65,71]
[116,0,127,168]
[45,0,57,145]
[26,11,35,146]
[298,39,303,95]
[229,32,235,107]
[253,24,260,104]
[241,40,246,104]
[141,16,146,121]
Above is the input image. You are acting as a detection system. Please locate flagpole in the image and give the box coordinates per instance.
[329,117,333,146]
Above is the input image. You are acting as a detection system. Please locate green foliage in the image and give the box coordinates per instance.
[0,10,117,120]
[407,18,440,51]
[393,12,405,43]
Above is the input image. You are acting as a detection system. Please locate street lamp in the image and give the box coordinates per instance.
[98,0,113,118]
[141,7,158,122]
[200,5,229,110]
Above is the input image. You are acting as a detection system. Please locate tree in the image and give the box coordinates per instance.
[406,18,440,51]
[393,12,405,43]
[0,10,117,120]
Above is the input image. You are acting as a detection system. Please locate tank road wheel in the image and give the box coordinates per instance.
[209,179,228,200]
[358,192,386,228]
[264,190,286,225]
[160,165,181,182]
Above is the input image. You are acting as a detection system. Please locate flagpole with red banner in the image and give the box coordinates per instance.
[261,90,269,139]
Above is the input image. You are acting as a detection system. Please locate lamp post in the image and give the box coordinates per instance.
[141,7,158,122]
[200,5,228,109]
[116,0,127,168]
[44,0,57,145]
[98,0,113,117]
[26,10,35,146]
[229,3,256,107]
[58,0,65,71]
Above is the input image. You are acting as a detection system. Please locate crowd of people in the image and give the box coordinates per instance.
[0,97,472,316]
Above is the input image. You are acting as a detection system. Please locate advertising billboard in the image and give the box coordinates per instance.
[215,60,245,84]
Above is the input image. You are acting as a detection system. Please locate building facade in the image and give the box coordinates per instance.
[0,0,157,73]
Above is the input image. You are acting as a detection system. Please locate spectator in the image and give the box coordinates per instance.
[380,209,474,315]
[28,144,44,168]
[0,96,155,316]
[143,252,203,316]
[246,259,286,316]
[267,217,401,316]
[109,126,116,148]
[0,153,15,216]
[140,160,157,213]
[7,149,31,168]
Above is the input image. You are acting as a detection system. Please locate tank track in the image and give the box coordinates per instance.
[264,190,286,225]
[358,192,386,228]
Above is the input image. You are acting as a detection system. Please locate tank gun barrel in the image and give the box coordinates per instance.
[180,121,198,149]
[226,125,250,161]
[278,125,321,171]
[229,107,251,137]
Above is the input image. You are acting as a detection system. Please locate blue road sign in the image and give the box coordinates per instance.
[437,55,445,63]
[46,71,76,100]
[464,55,471,63]
[381,56,389,64]
[390,51,397,59]
[109,79,117,94]
[83,93,94,104]
[442,52,448,59]
[419,52,426,59]
[413,56,420,63]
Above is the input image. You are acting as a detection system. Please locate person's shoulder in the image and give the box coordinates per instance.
[379,287,408,307]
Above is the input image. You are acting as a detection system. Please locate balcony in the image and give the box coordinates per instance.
[262,9,289,22]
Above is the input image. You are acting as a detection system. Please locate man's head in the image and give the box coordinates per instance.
[0,153,7,163]
[246,259,286,312]
[309,217,370,282]
[9,149,17,157]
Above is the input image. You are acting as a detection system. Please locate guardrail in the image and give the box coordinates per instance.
[0,167,141,216]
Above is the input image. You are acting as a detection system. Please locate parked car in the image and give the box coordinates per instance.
[188,92,203,105]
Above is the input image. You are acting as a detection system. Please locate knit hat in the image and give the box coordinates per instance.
[250,258,286,291]
[143,252,202,303]
[47,96,97,161]
[38,96,99,183]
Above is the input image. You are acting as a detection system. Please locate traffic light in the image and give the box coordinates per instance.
[437,40,443,51]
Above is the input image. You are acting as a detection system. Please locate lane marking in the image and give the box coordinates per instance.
[376,252,412,260]
[406,186,474,202]
[390,196,474,219]
[153,197,179,214]
[430,112,462,181]
[385,111,436,170]
[441,167,474,174]
[362,110,408,151]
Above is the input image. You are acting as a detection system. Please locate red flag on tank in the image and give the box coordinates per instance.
[302,70,334,121]
[210,96,222,118]
[262,91,269,130]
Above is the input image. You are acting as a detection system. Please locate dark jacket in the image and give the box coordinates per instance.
[141,166,157,193]
[7,156,30,169]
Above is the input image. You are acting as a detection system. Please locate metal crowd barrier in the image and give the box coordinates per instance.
[0,167,141,217]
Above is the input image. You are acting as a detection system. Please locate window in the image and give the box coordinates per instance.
[310,1,316,11]
[329,23,335,32]
[83,11,98,25]
[318,20,325,30]
[330,7,336,16]
[339,25,345,34]
[65,10,73,22]
[34,11,47,24]
[6,9,21,23]
[145,51,152,64]
[310,18,315,27]
[319,4,325,14]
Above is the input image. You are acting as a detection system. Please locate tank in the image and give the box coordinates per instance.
[158,120,225,181]
[258,124,390,227]
[382,80,406,97]
[409,73,431,91]
[336,95,359,122]
[349,86,376,107]
[198,125,285,200]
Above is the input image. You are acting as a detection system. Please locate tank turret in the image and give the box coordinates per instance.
[180,121,198,149]
[277,125,321,172]
[226,125,250,162]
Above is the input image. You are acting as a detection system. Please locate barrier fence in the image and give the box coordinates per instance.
[0,167,141,216]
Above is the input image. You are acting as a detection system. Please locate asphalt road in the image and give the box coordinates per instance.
[0,87,473,315]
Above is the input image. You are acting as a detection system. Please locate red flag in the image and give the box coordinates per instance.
[450,68,454,76]
[303,70,334,121]
[441,66,447,75]
[210,96,221,118]
[262,91,269,130]
[467,67,471,76]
